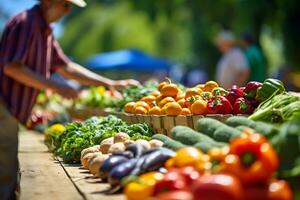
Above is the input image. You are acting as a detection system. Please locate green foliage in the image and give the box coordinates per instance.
[59,0,300,79]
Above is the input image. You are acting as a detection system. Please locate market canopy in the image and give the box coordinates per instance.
[86,49,172,72]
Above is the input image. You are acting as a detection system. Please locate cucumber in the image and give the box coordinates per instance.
[196,118,226,137]
[194,141,227,153]
[249,121,279,139]
[236,125,254,132]
[171,126,216,145]
[152,134,186,151]
[213,126,242,142]
[225,116,254,127]
[226,116,278,138]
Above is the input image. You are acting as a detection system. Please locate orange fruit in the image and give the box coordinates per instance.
[185,87,202,99]
[158,97,175,108]
[161,106,167,115]
[134,101,150,111]
[148,106,161,115]
[151,90,161,97]
[203,81,219,92]
[158,81,168,92]
[175,92,185,101]
[124,102,136,113]
[134,106,148,115]
[185,95,201,108]
[177,98,186,108]
[164,102,182,116]
[156,94,164,103]
[196,84,205,90]
[190,99,207,115]
[141,95,156,105]
[180,108,191,115]
[160,84,179,97]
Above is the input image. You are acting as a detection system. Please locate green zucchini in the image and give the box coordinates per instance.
[152,134,186,151]
[194,141,227,153]
[171,126,216,145]
[196,118,226,137]
[213,126,242,142]
[225,116,254,127]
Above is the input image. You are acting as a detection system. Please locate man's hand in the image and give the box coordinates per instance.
[112,79,140,88]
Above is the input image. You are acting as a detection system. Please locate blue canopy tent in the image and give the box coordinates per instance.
[86,49,172,73]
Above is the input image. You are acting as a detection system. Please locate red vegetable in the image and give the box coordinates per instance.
[243,81,262,100]
[233,97,254,114]
[222,132,279,185]
[226,85,244,106]
[192,173,244,200]
[155,190,193,200]
[207,96,233,114]
[153,170,188,195]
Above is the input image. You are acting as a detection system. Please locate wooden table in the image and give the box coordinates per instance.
[19,131,125,200]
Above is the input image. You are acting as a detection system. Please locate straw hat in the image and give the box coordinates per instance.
[66,0,86,7]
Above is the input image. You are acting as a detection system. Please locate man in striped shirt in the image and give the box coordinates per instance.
[0,0,138,199]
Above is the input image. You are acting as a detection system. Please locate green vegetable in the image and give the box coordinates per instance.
[225,116,254,127]
[213,126,242,142]
[225,116,278,138]
[271,117,300,178]
[193,141,226,153]
[152,134,186,150]
[236,125,253,132]
[249,93,300,123]
[255,78,285,102]
[55,115,153,163]
[196,118,226,137]
[171,126,219,145]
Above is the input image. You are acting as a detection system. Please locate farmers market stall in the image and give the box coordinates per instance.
[22,78,300,200]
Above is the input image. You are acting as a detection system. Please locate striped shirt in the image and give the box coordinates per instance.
[0,5,70,124]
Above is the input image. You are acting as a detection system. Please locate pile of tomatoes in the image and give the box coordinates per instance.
[124,79,243,116]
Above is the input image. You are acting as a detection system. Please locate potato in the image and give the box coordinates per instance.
[99,137,114,154]
[80,146,99,161]
[81,152,99,169]
[135,139,151,150]
[88,154,109,177]
[108,142,126,154]
[149,139,164,148]
[124,140,135,148]
[113,132,130,143]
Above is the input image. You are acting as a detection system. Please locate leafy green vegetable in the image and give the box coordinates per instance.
[53,115,153,163]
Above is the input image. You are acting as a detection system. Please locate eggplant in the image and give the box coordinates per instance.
[126,144,147,158]
[112,151,134,159]
[108,159,138,187]
[130,148,175,176]
[141,147,175,172]
[99,155,129,180]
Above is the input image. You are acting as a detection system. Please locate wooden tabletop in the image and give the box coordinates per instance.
[18,131,125,200]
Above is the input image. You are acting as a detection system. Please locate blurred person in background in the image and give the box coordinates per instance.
[215,30,249,89]
[0,0,138,199]
[241,32,266,82]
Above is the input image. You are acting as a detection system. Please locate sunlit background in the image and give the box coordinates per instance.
[1,0,299,90]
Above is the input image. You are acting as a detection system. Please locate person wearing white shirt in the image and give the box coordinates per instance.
[215,31,249,89]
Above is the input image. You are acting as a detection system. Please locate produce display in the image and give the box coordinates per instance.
[41,78,300,200]
[45,115,153,163]
[124,78,285,116]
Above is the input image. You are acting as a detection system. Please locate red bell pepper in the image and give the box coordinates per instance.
[226,85,244,106]
[153,170,188,195]
[233,97,254,114]
[153,167,200,196]
[207,96,233,114]
[243,81,262,100]
[221,132,279,185]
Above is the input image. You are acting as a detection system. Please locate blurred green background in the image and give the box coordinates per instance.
[1,0,300,87]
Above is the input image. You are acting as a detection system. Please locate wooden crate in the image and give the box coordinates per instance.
[111,112,234,136]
